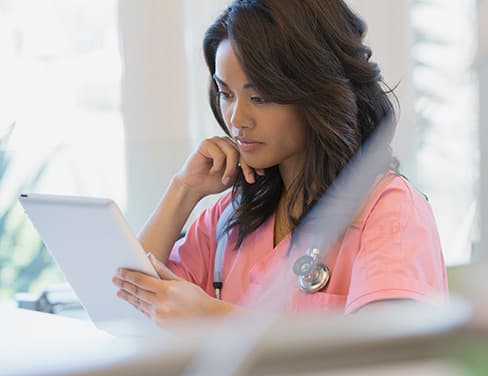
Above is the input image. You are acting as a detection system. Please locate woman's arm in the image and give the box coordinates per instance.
[137,136,261,264]
[137,177,202,264]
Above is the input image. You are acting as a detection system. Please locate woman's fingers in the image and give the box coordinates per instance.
[114,268,161,293]
[201,136,266,185]
[116,289,151,317]
[238,157,256,184]
[113,270,169,318]
[204,141,226,174]
[112,275,155,304]
[114,268,232,323]
[211,137,240,184]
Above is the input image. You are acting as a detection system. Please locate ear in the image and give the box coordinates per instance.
[148,253,182,281]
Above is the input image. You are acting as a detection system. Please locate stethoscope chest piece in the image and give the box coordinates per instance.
[293,248,331,293]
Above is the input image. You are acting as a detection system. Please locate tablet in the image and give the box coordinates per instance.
[18,193,162,337]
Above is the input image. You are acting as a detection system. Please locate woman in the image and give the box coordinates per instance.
[112,0,448,326]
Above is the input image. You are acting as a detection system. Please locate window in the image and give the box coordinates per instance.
[0,0,122,298]
[412,0,478,265]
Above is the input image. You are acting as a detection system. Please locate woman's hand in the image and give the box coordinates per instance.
[112,254,234,327]
[175,136,264,199]
[136,136,264,264]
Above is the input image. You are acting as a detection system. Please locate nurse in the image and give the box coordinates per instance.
[112,0,448,326]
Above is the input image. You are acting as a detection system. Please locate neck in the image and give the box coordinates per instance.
[278,188,304,224]
[279,156,305,191]
[273,190,304,247]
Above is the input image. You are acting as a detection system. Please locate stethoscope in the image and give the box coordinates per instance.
[292,247,331,293]
[213,201,331,299]
[210,112,397,299]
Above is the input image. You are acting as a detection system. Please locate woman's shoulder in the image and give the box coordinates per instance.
[350,171,429,229]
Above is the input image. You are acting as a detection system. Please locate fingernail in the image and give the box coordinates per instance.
[147,252,152,258]
[222,176,230,185]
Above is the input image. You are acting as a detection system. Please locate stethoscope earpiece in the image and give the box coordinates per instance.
[293,248,331,293]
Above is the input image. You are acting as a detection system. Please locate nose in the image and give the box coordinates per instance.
[229,98,254,130]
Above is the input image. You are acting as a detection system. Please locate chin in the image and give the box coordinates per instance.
[242,159,273,171]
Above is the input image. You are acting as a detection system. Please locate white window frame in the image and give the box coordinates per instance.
[477,0,488,262]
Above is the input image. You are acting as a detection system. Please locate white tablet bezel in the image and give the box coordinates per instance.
[18,193,162,337]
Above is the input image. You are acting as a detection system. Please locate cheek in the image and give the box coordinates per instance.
[283,131,306,153]
[220,104,233,130]
[288,114,307,146]
[269,114,307,147]
[295,125,308,148]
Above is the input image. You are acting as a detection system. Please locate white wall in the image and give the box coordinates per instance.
[118,0,228,232]
[184,0,230,145]
[346,0,416,178]
[118,0,189,231]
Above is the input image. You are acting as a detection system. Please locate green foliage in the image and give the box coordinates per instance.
[0,123,63,298]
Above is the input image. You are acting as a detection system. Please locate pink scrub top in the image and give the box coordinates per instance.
[167,172,448,314]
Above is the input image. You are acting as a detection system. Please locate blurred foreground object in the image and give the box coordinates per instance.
[2,295,475,376]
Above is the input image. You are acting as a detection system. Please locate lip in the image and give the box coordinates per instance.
[235,137,263,152]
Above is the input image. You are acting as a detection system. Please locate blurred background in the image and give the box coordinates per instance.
[0,0,485,299]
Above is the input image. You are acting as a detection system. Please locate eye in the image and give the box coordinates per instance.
[251,96,268,104]
[216,90,232,101]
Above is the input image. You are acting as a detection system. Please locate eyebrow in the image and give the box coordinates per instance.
[213,74,256,89]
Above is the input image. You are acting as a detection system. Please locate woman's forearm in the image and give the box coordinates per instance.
[137,176,202,263]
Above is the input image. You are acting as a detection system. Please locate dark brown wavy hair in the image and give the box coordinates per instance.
[203,0,397,247]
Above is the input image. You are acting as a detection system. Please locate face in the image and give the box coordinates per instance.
[214,39,307,179]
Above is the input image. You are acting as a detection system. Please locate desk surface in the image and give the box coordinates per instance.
[5,264,488,375]
[0,302,192,376]
[0,298,476,376]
